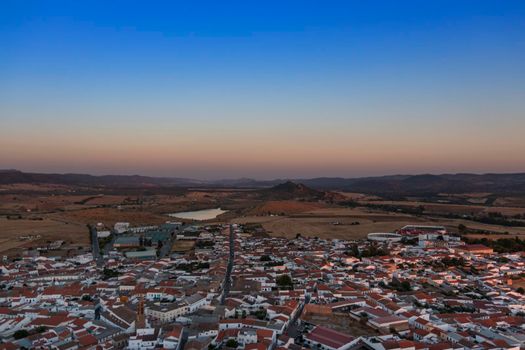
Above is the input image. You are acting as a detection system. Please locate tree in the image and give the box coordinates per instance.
[225,339,238,348]
[517,287,525,295]
[253,309,267,320]
[276,274,293,290]
[102,268,119,280]
[35,326,47,333]
[347,244,360,257]
[400,281,411,291]
[14,329,29,339]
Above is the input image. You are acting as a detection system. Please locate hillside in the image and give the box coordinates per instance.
[258,181,345,202]
[300,173,525,195]
[2,170,525,196]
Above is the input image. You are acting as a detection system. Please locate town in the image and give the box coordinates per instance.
[1,220,524,350]
[4,0,525,349]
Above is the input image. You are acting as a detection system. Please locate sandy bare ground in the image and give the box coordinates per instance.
[172,240,195,252]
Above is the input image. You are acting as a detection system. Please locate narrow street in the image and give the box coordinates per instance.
[220,224,235,305]
[285,294,310,339]
[88,224,103,267]
[158,225,181,258]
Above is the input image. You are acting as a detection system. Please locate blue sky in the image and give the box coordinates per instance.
[1,1,524,179]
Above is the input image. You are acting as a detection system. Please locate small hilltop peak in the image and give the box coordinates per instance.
[259,180,341,201]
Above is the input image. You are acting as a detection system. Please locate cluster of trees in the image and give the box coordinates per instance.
[432,304,475,314]
[442,212,524,228]
[342,201,525,229]
[380,279,411,292]
[102,268,119,280]
[259,254,285,266]
[360,203,426,216]
[439,257,466,267]
[346,243,388,258]
[176,262,210,272]
[475,212,525,227]
[252,308,267,320]
[464,237,525,253]
[265,260,284,267]
[14,326,47,340]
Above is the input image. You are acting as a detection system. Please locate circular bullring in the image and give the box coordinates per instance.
[367,232,402,242]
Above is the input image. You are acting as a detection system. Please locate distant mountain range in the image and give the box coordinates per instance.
[2,169,525,195]
[0,169,203,187]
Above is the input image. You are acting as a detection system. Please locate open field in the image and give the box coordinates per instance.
[0,189,240,255]
[336,192,382,201]
[246,200,327,215]
[51,208,168,227]
[0,217,88,254]
[2,182,525,255]
[493,197,525,207]
[233,206,525,240]
[0,193,97,213]
[233,207,427,239]
[357,199,525,216]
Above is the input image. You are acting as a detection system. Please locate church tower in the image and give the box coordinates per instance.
[136,295,146,329]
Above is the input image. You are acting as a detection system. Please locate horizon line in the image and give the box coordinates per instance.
[2,168,525,183]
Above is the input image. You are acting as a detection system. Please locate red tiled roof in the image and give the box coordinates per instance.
[246,343,267,350]
[78,334,98,347]
[305,326,353,349]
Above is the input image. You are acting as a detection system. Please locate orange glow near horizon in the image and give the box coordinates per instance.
[2,121,524,179]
